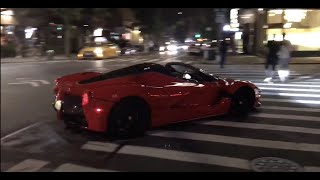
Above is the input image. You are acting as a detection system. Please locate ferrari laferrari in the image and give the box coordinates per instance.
[53,63,261,137]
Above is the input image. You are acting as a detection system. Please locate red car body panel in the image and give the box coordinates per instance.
[53,64,261,133]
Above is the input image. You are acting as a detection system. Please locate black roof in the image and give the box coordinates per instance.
[78,63,170,84]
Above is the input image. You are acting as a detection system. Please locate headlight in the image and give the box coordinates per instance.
[94,48,103,55]
[159,46,165,51]
[167,45,178,51]
[53,100,62,111]
[254,88,261,95]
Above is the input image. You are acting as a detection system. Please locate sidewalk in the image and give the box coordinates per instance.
[0,55,77,64]
[197,55,320,65]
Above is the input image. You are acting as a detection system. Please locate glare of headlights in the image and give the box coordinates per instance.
[167,45,178,51]
[159,46,165,51]
[94,48,103,54]
[182,45,188,50]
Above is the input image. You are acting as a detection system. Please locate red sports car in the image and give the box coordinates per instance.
[53,63,261,137]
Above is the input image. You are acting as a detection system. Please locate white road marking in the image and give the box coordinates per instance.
[29,80,50,84]
[214,72,300,76]
[53,163,117,172]
[254,83,320,88]
[149,131,320,152]
[262,98,320,105]
[145,58,162,62]
[292,82,320,85]
[8,81,39,87]
[262,92,320,98]
[251,113,320,122]
[200,121,320,135]
[260,87,320,93]
[82,142,251,170]
[261,105,320,113]
[1,122,41,142]
[6,159,49,172]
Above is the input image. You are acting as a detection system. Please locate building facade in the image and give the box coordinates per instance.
[229,8,320,56]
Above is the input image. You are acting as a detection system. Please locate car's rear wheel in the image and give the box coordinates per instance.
[108,98,150,138]
[230,88,254,117]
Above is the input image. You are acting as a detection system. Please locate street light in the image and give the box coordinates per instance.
[178,12,182,15]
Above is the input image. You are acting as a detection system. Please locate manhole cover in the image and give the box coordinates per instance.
[251,157,304,172]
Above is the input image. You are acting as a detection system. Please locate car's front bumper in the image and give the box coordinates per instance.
[53,96,115,133]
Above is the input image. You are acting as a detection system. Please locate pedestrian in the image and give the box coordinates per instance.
[264,34,280,82]
[219,39,228,68]
[277,37,293,82]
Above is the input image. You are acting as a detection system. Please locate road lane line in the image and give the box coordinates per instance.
[262,92,320,98]
[1,122,42,142]
[149,131,320,152]
[261,105,320,113]
[6,159,49,172]
[292,82,320,85]
[8,81,40,87]
[82,142,251,170]
[262,98,320,105]
[250,113,320,122]
[255,83,320,88]
[53,163,118,172]
[259,87,320,93]
[199,121,320,135]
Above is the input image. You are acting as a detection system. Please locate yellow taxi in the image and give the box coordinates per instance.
[77,42,121,60]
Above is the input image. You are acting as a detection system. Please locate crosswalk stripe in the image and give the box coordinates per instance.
[262,98,320,105]
[292,82,320,85]
[261,105,320,113]
[149,131,320,152]
[304,166,320,172]
[82,142,251,170]
[251,113,320,122]
[254,83,320,88]
[145,58,161,63]
[200,121,320,135]
[260,87,320,93]
[262,92,320,98]
[53,163,117,172]
[213,72,300,76]
[6,159,49,172]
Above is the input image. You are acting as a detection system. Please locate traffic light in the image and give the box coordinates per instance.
[195,34,201,38]
[57,27,62,31]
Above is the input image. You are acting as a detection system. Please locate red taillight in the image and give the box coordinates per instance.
[82,93,90,106]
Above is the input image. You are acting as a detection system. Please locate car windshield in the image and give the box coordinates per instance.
[165,63,217,82]
[79,63,171,84]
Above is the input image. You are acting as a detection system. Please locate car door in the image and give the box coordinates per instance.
[164,79,221,122]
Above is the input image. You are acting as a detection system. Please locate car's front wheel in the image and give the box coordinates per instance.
[230,88,254,117]
[108,98,150,138]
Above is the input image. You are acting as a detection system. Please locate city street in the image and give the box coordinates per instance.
[1,53,320,172]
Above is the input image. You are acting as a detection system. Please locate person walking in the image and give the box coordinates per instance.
[264,34,280,82]
[219,39,228,68]
[277,38,293,82]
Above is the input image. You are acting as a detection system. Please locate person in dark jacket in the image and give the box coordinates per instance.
[219,40,228,68]
[264,34,280,82]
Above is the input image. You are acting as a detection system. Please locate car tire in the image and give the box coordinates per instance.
[230,88,254,118]
[108,98,150,138]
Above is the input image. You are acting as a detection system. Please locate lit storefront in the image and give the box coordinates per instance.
[1,8,16,45]
[266,9,320,52]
